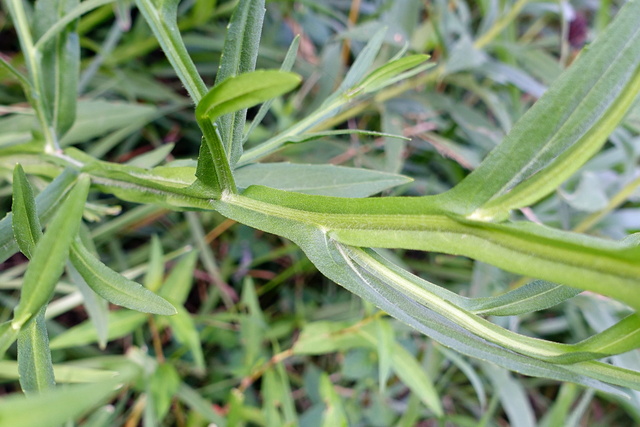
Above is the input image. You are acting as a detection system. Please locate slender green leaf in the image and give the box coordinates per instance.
[0,371,137,427]
[194,70,301,194]
[214,0,266,165]
[360,54,432,94]
[0,169,77,263]
[319,373,348,427]
[69,241,176,315]
[197,71,301,122]
[143,235,164,292]
[441,0,640,219]
[214,191,640,392]
[34,0,80,138]
[336,27,386,96]
[0,361,116,383]
[244,35,300,143]
[148,363,180,420]
[12,175,90,329]
[17,308,55,394]
[483,363,536,427]
[11,164,43,259]
[67,263,109,349]
[176,384,227,426]
[359,329,443,417]
[49,310,147,349]
[235,163,412,197]
[374,318,393,393]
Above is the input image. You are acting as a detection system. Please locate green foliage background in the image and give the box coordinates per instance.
[1,0,640,426]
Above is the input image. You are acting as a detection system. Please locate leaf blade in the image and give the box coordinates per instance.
[69,241,176,316]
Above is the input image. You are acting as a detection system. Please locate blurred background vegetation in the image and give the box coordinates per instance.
[1,0,640,425]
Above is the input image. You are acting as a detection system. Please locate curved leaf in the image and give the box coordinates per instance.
[69,241,176,315]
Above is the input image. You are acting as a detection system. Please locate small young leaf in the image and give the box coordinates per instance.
[360,54,431,94]
[69,241,177,315]
[244,35,300,143]
[336,27,386,95]
[12,175,90,329]
[196,70,301,123]
[11,164,43,259]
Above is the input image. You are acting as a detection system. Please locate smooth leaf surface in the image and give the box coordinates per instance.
[441,0,640,219]
[34,0,80,138]
[69,241,176,315]
[12,175,89,329]
[194,70,301,194]
[17,309,55,394]
[0,169,77,263]
[235,163,412,197]
[11,164,43,259]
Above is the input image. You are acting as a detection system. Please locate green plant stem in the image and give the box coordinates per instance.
[4,0,58,153]
[134,0,207,102]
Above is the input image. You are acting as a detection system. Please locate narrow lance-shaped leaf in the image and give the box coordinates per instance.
[11,164,43,260]
[215,0,266,166]
[34,0,80,139]
[439,0,640,220]
[11,165,56,394]
[69,240,177,315]
[0,368,138,427]
[0,169,78,263]
[359,54,432,94]
[194,70,301,195]
[12,175,90,329]
[17,308,56,394]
